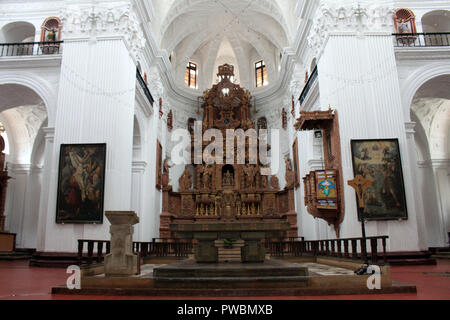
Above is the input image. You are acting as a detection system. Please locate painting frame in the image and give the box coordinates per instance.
[56,143,107,224]
[156,139,162,190]
[350,139,408,221]
[292,137,300,188]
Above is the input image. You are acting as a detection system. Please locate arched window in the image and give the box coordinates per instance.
[393,8,417,34]
[255,60,268,87]
[40,17,62,42]
[185,62,198,89]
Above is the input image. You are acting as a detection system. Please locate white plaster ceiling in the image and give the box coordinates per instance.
[151,0,297,91]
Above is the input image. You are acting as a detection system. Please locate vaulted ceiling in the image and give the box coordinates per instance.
[150,0,298,91]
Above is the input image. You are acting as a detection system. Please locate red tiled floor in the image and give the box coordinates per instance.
[0,259,449,300]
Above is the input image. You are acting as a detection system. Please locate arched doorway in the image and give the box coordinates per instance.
[411,74,450,247]
[0,83,48,249]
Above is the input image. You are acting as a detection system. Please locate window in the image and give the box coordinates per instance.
[255,60,268,87]
[185,62,197,89]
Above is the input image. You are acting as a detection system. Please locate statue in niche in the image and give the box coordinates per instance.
[243,164,254,188]
[398,19,410,33]
[178,165,192,192]
[223,170,234,186]
[270,175,280,190]
[202,165,213,189]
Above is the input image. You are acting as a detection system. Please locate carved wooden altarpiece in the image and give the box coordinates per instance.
[160,64,298,239]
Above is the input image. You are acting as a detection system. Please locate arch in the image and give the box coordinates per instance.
[0,72,57,126]
[30,118,48,168]
[401,62,450,121]
[0,21,35,43]
[422,10,450,33]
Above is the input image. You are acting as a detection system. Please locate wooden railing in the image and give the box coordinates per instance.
[78,235,387,266]
[267,235,388,264]
[77,238,193,265]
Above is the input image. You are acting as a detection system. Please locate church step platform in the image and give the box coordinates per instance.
[153,259,308,278]
[51,259,417,297]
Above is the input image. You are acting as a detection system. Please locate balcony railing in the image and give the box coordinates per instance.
[0,41,63,57]
[299,65,318,105]
[393,32,450,47]
[136,68,155,105]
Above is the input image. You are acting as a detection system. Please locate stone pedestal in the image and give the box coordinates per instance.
[104,211,139,277]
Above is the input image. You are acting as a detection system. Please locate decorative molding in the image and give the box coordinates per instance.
[395,47,450,61]
[9,163,32,174]
[42,127,55,142]
[60,2,145,62]
[308,2,394,59]
[132,161,147,173]
[404,121,416,136]
[417,159,450,169]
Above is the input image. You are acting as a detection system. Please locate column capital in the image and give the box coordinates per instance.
[60,2,145,62]
[42,127,55,142]
[132,161,147,173]
[405,121,416,136]
[10,163,32,174]
[308,1,394,59]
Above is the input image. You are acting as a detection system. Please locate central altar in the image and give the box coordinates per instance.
[159,64,298,240]
[171,221,290,263]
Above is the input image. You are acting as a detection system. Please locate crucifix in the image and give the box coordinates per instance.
[348,174,374,275]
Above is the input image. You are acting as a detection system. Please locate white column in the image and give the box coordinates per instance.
[36,127,54,251]
[37,3,145,252]
[131,161,147,241]
[309,1,426,251]
[7,164,31,248]
[430,159,450,246]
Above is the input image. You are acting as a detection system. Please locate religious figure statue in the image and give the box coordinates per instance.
[202,165,213,189]
[398,19,410,33]
[284,157,295,188]
[243,164,256,188]
[162,158,172,187]
[223,170,234,186]
[178,165,192,192]
[270,175,280,190]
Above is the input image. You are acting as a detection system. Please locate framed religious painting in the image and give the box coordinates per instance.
[56,143,106,224]
[292,137,300,188]
[156,139,162,190]
[350,139,407,221]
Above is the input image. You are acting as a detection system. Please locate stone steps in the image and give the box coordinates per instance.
[153,275,309,289]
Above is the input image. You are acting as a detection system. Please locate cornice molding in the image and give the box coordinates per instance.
[60,2,145,63]
[308,2,394,59]
[395,47,450,61]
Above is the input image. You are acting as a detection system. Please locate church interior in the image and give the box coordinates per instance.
[0,0,449,301]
